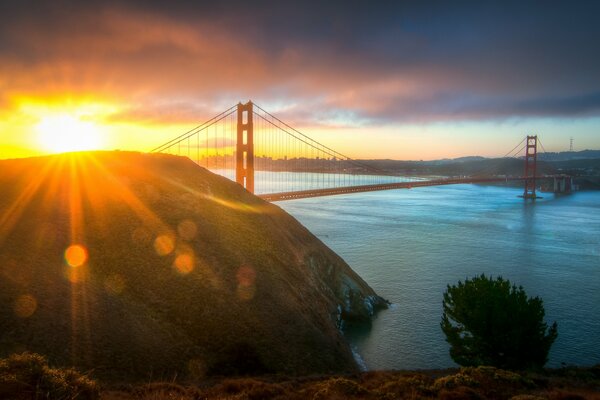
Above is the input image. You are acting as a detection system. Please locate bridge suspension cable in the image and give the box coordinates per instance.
[253,103,393,176]
[151,101,566,200]
[151,105,237,153]
[251,103,416,194]
[468,136,528,178]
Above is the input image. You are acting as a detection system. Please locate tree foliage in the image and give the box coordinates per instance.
[441,274,557,369]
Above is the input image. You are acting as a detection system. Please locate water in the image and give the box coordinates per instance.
[277,183,600,370]
[210,169,424,194]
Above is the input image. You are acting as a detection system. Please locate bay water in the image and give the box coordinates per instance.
[276,183,600,370]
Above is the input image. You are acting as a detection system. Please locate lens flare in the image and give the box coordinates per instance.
[154,234,175,256]
[14,294,37,318]
[236,265,256,288]
[174,253,195,274]
[236,265,257,301]
[65,244,88,267]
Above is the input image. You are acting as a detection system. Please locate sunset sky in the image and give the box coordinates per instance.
[1,1,599,160]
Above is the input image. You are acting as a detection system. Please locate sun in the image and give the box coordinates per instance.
[37,114,104,153]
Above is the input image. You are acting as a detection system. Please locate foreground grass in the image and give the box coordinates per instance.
[0,353,97,400]
[1,353,598,400]
[100,366,600,400]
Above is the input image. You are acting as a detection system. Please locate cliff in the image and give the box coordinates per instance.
[0,151,386,381]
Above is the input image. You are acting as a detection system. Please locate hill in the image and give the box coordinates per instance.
[358,157,558,176]
[538,149,600,161]
[0,151,386,382]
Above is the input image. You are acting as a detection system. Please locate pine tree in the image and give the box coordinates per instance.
[441,274,557,369]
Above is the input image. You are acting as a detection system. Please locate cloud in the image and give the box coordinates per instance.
[1,0,600,127]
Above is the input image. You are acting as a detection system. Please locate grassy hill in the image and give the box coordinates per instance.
[0,151,386,382]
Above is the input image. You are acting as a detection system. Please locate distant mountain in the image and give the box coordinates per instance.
[355,150,600,178]
[356,157,554,176]
[428,156,487,165]
[537,150,600,161]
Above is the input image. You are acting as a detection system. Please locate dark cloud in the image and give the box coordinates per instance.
[1,0,600,125]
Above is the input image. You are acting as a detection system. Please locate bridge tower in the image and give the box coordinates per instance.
[236,101,254,193]
[523,135,538,199]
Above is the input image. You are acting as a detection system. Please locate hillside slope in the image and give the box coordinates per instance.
[0,151,386,381]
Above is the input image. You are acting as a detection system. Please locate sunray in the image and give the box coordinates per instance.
[0,157,60,244]
[83,153,172,234]
[161,175,273,215]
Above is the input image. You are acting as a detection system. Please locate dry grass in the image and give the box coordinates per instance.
[2,353,597,400]
[0,352,98,400]
[95,365,600,400]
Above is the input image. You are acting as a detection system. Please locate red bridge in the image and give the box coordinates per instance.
[153,101,573,201]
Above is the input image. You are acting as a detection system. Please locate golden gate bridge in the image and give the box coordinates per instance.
[151,101,573,201]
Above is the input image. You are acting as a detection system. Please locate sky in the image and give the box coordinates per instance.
[1,0,599,160]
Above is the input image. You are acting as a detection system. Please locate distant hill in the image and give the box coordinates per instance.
[357,158,558,176]
[537,149,600,161]
[358,150,600,179]
[426,156,487,165]
[0,151,386,382]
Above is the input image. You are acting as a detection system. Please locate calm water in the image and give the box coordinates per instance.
[277,184,600,370]
[211,169,424,194]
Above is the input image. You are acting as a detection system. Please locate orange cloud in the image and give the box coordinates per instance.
[1,1,599,159]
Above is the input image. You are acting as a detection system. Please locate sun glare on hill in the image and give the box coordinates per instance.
[37,114,104,153]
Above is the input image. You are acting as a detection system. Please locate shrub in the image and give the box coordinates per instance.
[433,370,480,391]
[433,367,536,399]
[441,274,557,369]
[131,382,204,400]
[312,377,368,400]
[0,352,98,399]
[438,385,483,400]
[211,378,284,400]
[374,373,433,399]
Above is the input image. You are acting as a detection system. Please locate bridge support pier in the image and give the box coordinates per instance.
[236,101,254,193]
[553,176,573,193]
[523,135,538,199]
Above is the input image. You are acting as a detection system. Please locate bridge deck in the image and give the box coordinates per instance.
[257,176,560,201]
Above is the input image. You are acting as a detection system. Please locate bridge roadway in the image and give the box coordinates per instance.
[257,176,554,202]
